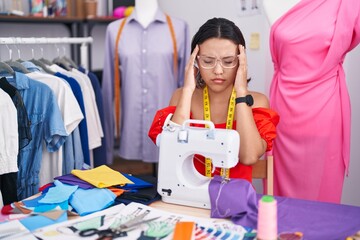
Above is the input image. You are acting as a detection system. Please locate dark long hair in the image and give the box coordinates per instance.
[191,17,246,53]
[191,18,248,88]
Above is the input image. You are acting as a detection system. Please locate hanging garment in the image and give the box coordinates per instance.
[49,64,103,152]
[269,0,360,203]
[53,71,90,166]
[102,9,190,164]
[0,87,18,204]
[1,72,67,199]
[0,77,31,150]
[78,66,107,167]
[0,77,31,204]
[22,61,85,185]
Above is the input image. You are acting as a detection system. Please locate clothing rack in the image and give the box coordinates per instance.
[0,37,93,69]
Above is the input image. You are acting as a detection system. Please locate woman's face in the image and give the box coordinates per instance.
[197,38,239,92]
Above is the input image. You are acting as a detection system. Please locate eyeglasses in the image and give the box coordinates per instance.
[196,55,239,69]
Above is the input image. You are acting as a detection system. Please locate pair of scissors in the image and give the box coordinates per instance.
[79,213,161,239]
[79,228,126,239]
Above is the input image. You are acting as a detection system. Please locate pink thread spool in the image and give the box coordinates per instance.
[257,195,278,240]
[113,6,126,18]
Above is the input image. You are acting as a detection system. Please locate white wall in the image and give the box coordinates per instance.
[0,0,359,206]
[342,46,360,206]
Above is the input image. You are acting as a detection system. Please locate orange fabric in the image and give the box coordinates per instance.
[148,106,279,182]
[107,187,125,197]
[114,15,178,139]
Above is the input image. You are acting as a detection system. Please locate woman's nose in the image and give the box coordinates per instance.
[213,60,224,74]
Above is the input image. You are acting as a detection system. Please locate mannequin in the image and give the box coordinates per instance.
[135,0,159,28]
[101,3,189,166]
[263,0,300,25]
[266,0,360,203]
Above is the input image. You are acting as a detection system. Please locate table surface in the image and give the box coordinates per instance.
[150,200,212,219]
[150,197,360,240]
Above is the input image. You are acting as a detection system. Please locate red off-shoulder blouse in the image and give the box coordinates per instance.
[148,106,279,183]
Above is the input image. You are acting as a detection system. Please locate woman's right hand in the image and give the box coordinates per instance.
[183,45,200,93]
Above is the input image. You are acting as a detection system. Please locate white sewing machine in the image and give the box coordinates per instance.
[156,119,240,209]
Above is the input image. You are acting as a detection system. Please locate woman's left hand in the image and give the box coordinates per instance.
[234,45,248,95]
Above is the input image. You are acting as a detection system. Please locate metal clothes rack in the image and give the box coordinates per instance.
[0,37,93,69]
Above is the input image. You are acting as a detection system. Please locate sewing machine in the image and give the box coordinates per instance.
[156,119,240,209]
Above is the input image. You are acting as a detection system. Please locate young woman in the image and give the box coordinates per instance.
[148,17,279,183]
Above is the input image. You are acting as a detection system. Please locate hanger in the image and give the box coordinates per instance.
[60,46,78,68]
[4,44,30,74]
[0,62,15,75]
[63,56,78,69]
[38,46,53,66]
[0,43,15,75]
[31,59,56,75]
[6,59,31,74]
[29,47,56,75]
[52,44,72,71]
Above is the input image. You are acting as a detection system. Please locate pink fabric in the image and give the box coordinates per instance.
[269,0,360,203]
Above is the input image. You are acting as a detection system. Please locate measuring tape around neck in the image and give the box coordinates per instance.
[203,86,236,178]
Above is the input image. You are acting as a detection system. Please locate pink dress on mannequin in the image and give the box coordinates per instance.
[269,0,360,203]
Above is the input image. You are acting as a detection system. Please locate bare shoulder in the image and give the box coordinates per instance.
[169,88,183,106]
[249,91,270,108]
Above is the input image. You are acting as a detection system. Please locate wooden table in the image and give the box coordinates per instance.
[150,200,212,219]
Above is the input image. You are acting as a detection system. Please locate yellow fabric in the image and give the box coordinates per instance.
[71,165,133,188]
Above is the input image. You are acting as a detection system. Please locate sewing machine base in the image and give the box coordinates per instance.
[156,119,240,210]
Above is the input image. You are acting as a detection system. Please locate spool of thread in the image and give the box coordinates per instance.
[113,6,126,18]
[124,6,134,17]
[257,195,278,240]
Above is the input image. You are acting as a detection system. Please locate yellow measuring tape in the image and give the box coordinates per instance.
[203,86,236,178]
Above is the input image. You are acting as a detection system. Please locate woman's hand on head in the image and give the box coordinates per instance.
[234,45,248,95]
[183,45,199,93]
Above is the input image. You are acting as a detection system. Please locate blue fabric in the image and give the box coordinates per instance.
[20,211,67,231]
[55,72,90,165]
[72,126,84,170]
[33,200,68,213]
[22,191,68,212]
[63,127,84,174]
[69,188,116,216]
[39,180,78,204]
[1,72,67,200]
[78,67,107,167]
[22,194,46,207]
[119,174,153,189]
[21,61,41,72]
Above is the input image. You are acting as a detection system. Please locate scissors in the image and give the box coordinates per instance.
[79,213,160,239]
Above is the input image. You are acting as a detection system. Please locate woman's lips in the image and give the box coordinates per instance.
[212,78,225,84]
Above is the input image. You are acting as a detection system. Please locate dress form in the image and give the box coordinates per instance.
[134,0,159,28]
[263,0,300,25]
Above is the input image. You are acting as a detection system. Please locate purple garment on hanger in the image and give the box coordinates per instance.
[54,174,94,189]
[209,175,258,228]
